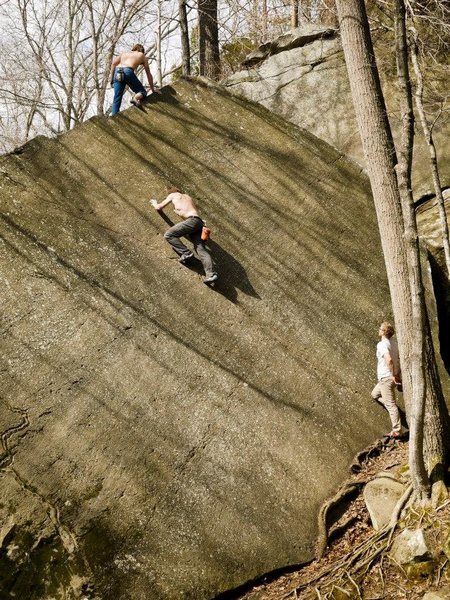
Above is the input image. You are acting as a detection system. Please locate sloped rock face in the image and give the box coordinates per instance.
[225,27,450,196]
[1,79,394,599]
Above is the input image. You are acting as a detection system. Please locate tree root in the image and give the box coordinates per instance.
[316,436,406,560]
[328,515,358,544]
[316,482,365,559]
[349,439,386,473]
[285,484,413,599]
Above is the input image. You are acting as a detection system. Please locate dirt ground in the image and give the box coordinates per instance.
[232,440,450,600]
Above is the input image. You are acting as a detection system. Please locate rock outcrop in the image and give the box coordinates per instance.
[225,27,450,196]
[417,191,450,398]
[0,78,439,598]
[241,26,337,68]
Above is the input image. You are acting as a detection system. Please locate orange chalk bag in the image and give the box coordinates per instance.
[201,226,211,241]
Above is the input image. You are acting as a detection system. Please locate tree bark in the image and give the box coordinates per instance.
[336,0,449,501]
[393,0,429,498]
[261,0,268,40]
[423,307,450,503]
[179,0,191,76]
[398,9,450,500]
[156,0,163,88]
[334,0,431,496]
[291,0,299,28]
[87,1,103,116]
[198,0,220,79]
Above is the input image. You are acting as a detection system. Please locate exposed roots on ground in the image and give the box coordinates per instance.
[316,482,366,560]
[349,439,387,474]
[316,438,400,560]
[283,485,413,599]
[238,442,450,600]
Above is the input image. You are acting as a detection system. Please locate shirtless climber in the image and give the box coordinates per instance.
[109,44,156,115]
[150,187,218,285]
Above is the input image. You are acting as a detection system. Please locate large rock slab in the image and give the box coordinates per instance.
[1,79,397,598]
[225,28,450,196]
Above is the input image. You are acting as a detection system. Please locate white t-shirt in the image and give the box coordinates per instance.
[376,337,400,380]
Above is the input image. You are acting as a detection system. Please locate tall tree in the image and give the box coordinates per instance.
[198,0,220,79]
[393,0,428,499]
[334,0,449,500]
[179,0,191,75]
[291,0,299,28]
[156,0,163,87]
[261,0,268,40]
[393,0,450,501]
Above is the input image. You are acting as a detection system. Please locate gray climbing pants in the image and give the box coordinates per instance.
[164,216,215,277]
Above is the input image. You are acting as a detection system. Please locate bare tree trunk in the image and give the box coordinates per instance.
[398,5,450,501]
[86,0,103,116]
[65,0,76,130]
[179,0,191,76]
[423,308,450,503]
[156,0,163,87]
[25,79,44,139]
[334,0,431,499]
[409,27,450,279]
[261,0,268,40]
[291,0,299,28]
[250,0,259,41]
[198,0,220,80]
[394,0,428,499]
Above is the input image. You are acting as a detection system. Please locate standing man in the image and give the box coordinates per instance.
[151,187,218,285]
[109,44,156,115]
[371,321,405,438]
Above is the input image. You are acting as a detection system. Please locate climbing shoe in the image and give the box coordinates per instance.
[203,273,218,285]
[179,251,194,264]
[386,428,408,440]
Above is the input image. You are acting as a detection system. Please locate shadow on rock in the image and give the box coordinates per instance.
[156,212,259,304]
[206,239,260,303]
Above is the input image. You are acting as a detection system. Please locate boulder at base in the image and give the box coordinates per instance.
[363,475,406,530]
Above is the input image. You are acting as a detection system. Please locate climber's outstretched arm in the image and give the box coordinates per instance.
[150,194,175,211]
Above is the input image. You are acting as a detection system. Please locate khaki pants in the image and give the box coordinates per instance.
[371,377,401,433]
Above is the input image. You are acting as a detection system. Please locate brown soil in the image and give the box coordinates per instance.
[233,440,450,600]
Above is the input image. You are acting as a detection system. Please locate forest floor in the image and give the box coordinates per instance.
[232,440,450,600]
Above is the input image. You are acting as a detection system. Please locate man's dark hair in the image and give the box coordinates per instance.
[132,44,145,53]
[166,186,181,194]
